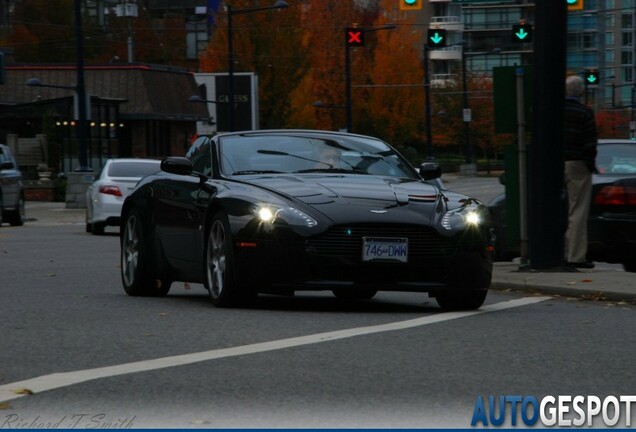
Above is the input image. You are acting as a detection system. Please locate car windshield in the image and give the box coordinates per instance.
[218,133,418,179]
[107,161,160,178]
[596,143,636,175]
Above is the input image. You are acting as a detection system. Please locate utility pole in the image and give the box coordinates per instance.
[529,0,568,269]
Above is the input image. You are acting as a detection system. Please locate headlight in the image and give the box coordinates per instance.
[441,208,482,230]
[256,204,317,228]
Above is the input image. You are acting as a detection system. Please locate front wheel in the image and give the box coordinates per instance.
[121,210,170,297]
[205,213,251,307]
[6,195,25,226]
[435,290,488,311]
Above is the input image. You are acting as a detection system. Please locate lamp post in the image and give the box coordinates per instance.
[345,24,396,133]
[189,95,221,128]
[226,1,288,132]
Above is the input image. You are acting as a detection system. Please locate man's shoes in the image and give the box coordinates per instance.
[566,261,595,269]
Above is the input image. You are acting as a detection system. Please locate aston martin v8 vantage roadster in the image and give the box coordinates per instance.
[120,130,494,310]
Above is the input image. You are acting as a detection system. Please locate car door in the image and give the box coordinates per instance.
[154,137,212,275]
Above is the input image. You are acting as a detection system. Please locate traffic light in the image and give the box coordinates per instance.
[345,28,365,47]
[427,29,446,48]
[584,69,599,86]
[512,24,533,43]
[567,0,584,11]
[399,0,422,10]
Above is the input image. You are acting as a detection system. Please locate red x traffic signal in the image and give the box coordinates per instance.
[345,28,365,47]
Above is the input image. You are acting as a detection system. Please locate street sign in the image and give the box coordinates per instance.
[567,0,584,11]
[345,28,365,47]
[512,24,533,43]
[463,108,472,122]
[427,29,446,48]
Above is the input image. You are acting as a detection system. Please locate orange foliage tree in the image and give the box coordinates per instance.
[358,0,425,154]
[596,109,631,138]
[200,0,308,129]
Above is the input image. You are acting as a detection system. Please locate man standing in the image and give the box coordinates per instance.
[563,75,597,268]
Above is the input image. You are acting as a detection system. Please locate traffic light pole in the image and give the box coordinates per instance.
[529,0,568,269]
[423,45,433,157]
[345,43,352,133]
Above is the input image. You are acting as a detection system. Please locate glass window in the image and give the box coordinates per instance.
[108,161,160,178]
[622,32,633,46]
[188,138,212,177]
[621,14,633,29]
[621,50,633,65]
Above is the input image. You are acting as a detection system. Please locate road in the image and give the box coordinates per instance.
[1,219,635,428]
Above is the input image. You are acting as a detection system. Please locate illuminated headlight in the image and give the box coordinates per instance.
[256,205,317,228]
[465,211,481,226]
[442,209,482,230]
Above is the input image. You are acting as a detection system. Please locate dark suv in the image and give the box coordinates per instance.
[0,144,25,226]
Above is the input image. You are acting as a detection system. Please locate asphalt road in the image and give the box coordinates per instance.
[1,222,635,428]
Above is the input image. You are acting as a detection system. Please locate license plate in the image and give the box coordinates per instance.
[362,237,408,263]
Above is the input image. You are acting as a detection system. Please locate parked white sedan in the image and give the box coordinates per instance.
[86,158,160,235]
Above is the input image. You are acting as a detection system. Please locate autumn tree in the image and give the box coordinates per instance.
[199,0,307,129]
[2,0,76,62]
[596,109,631,138]
[357,0,425,153]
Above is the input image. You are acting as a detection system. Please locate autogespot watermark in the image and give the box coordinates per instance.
[471,395,636,427]
[0,413,136,429]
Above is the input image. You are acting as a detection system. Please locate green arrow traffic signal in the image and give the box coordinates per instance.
[584,69,599,85]
[512,24,533,43]
[427,29,446,48]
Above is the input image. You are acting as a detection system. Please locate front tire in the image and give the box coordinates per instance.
[205,212,249,307]
[121,210,170,297]
[6,195,25,226]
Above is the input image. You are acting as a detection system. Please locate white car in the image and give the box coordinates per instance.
[86,158,160,235]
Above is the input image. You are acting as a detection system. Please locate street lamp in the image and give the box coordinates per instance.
[345,24,396,133]
[226,0,288,132]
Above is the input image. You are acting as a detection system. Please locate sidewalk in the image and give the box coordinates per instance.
[20,202,636,304]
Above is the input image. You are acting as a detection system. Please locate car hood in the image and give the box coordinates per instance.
[241,174,443,224]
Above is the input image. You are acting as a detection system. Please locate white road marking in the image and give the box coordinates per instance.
[0,296,549,403]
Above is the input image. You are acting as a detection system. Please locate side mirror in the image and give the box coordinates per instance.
[161,157,193,176]
[419,161,442,181]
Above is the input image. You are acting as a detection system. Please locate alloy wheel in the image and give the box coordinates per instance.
[122,214,140,287]
[207,219,227,300]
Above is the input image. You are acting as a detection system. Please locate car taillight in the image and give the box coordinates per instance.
[594,185,636,206]
[98,185,123,197]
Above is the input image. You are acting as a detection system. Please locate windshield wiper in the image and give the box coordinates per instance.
[232,170,283,175]
[294,168,368,174]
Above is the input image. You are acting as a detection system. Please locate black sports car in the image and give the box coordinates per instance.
[488,139,636,271]
[120,130,494,310]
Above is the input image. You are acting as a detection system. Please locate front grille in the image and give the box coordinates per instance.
[304,224,457,258]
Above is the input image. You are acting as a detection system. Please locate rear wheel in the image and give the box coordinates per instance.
[205,212,250,307]
[435,290,488,311]
[121,210,170,296]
